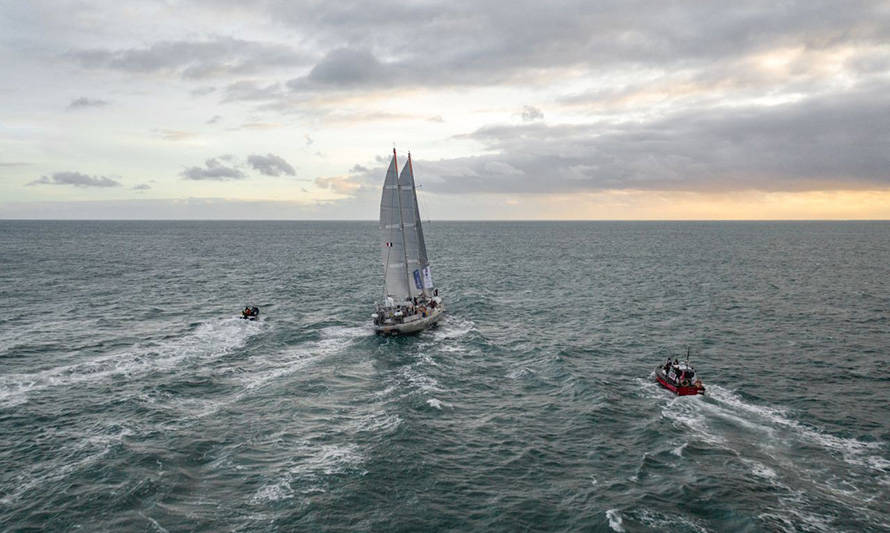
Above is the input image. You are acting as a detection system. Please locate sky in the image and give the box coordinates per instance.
[1,0,889,220]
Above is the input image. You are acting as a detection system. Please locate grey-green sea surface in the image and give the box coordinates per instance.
[1,221,888,532]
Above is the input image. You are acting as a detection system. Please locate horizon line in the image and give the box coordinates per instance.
[1,219,888,223]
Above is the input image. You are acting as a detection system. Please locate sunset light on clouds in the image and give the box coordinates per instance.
[1,1,889,219]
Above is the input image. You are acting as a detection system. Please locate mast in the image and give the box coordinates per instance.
[393,148,413,301]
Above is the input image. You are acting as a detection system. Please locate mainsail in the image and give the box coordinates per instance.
[380,151,411,300]
[398,153,432,297]
[380,150,434,302]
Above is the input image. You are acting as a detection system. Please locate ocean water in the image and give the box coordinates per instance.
[1,221,888,532]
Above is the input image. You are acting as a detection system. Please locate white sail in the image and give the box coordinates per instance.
[380,151,411,301]
[373,149,444,335]
[408,155,435,291]
[398,153,430,298]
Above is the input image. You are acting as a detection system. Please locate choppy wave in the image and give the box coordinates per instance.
[605,509,624,532]
[3,220,889,532]
[0,317,263,408]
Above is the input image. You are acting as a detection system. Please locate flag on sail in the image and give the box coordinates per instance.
[422,266,434,289]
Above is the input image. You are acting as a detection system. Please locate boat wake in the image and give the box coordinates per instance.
[432,315,477,341]
[651,381,889,529]
[673,385,886,473]
[0,317,264,408]
[163,325,370,419]
[251,442,366,504]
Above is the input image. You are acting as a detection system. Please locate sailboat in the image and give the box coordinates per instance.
[372,149,444,335]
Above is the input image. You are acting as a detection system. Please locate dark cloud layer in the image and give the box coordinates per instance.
[181,158,245,180]
[287,48,390,91]
[401,89,890,194]
[28,171,121,187]
[69,37,309,79]
[246,0,890,94]
[56,2,890,103]
[247,153,295,176]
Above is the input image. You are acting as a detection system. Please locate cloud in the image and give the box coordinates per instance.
[181,158,245,180]
[69,37,309,79]
[419,88,890,194]
[260,2,890,94]
[206,115,222,125]
[315,175,362,194]
[247,153,296,177]
[287,48,390,91]
[222,80,284,102]
[8,2,890,219]
[67,97,109,110]
[521,106,543,121]
[133,183,151,190]
[191,86,216,97]
[28,171,121,187]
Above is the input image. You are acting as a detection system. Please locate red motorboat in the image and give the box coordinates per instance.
[655,355,705,396]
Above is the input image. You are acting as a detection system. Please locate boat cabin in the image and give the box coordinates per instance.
[663,360,696,384]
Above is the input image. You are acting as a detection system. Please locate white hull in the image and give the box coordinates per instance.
[374,305,444,335]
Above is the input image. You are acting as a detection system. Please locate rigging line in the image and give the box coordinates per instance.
[408,151,432,226]
[416,183,431,226]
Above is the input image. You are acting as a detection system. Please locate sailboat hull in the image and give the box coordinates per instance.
[374,305,444,336]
